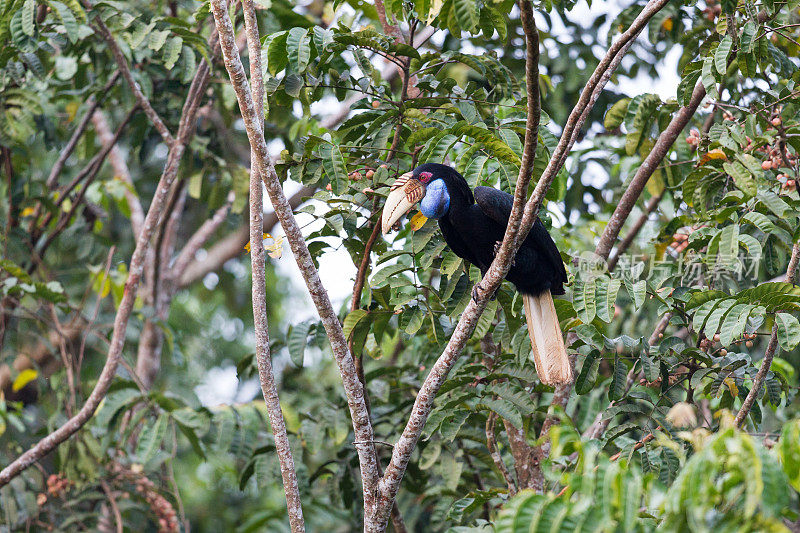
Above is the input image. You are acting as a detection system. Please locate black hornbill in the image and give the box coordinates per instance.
[381,163,571,385]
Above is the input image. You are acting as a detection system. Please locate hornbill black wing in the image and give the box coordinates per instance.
[473,186,567,289]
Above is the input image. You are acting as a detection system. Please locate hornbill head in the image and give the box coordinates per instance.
[381,163,453,234]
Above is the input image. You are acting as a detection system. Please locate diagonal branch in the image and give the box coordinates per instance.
[92,110,145,237]
[595,82,706,262]
[209,0,380,519]
[46,72,120,189]
[242,1,305,530]
[90,18,175,147]
[374,0,671,526]
[735,241,800,427]
[176,186,314,288]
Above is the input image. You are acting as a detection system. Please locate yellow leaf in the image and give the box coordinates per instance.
[12,369,37,392]
[409,212,428,231]
[723,377,738,398]
[65,101,79,122]
[699,148,728,166]
[20,207,35,217]
[266,236,284,259]
[661,17,674,31]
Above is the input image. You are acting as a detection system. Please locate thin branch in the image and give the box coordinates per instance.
[485,414,517,495]
[177,186,314,288]
[375,1,670,525]
[90,18,175,147]
[242,1,305,529]
[171,191,235,278]
[210,0,380,519]
[46,72,120,188]
[91,110,145,237]
[735,241,800,427]
[99,481,123,533]
[607,192,663,271]
[595,82,707,262]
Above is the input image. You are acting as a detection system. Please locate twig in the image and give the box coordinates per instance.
[485,414,517,495]
[609,430,656,461]
[607,192,663,271]
[177,186,314,288]
[91,19,175,147]
[99,480,123,533]
[171,191,235,278]
[735,241,800,427]
[595,82,707,262]
[45,72,120,188]
[242,1,305,530]
[210,0,380,520]
[91,110,145,237]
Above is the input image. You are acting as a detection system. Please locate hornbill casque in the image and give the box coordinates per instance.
[381,163,572,385]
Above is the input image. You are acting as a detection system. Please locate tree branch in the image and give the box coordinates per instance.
[210,0,380,520]
[606,192,663,271]
[177,186,314,288]
[595,82,706,262]
[91,110,145,237]
[735,241,800,427]
[46,72,120,189]
[242,2,305,529]
[375,1,671,525]
[91,18,175,147]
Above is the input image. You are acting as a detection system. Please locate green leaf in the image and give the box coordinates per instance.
[136,413,169,463]
[163,37,183,70]
[575,350,600,395]
[714,35,732,75]
[21,0,34,36]
[320,141,347,194]
[287,322,312,367]
[596,278,621,323]
[453,0,478,33]
[264,31,288,75]
[479,397,522,428]
[573,278,597,324]
[779,419,800,491]
[609,354,627,401]
[776,312,800,351]
[286,27,311,72]
[604,98,630,130]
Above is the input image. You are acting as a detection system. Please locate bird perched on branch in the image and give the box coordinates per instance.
[381,163,571,385]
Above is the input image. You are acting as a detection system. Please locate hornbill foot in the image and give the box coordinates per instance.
[471,283,497,303]
[493,241,515,266]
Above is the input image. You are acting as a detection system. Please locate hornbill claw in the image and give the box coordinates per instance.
[471,283,497,302]
[494,241,515,266]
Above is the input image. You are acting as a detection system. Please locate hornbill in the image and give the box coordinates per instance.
[381,163,571,385]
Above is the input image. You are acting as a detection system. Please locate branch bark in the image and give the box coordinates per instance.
[242,1,305,529]
[735,241,800,427]
[375,1,671,526]
[91,18,175,147]
[595,82,706,262]
[91,110,145,237]
[177,185,314,288]
[209,0,380,522]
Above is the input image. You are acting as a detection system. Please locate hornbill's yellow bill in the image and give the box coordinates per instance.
[381,172,425,234]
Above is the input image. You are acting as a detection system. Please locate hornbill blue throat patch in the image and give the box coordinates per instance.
[381,163,572,385]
